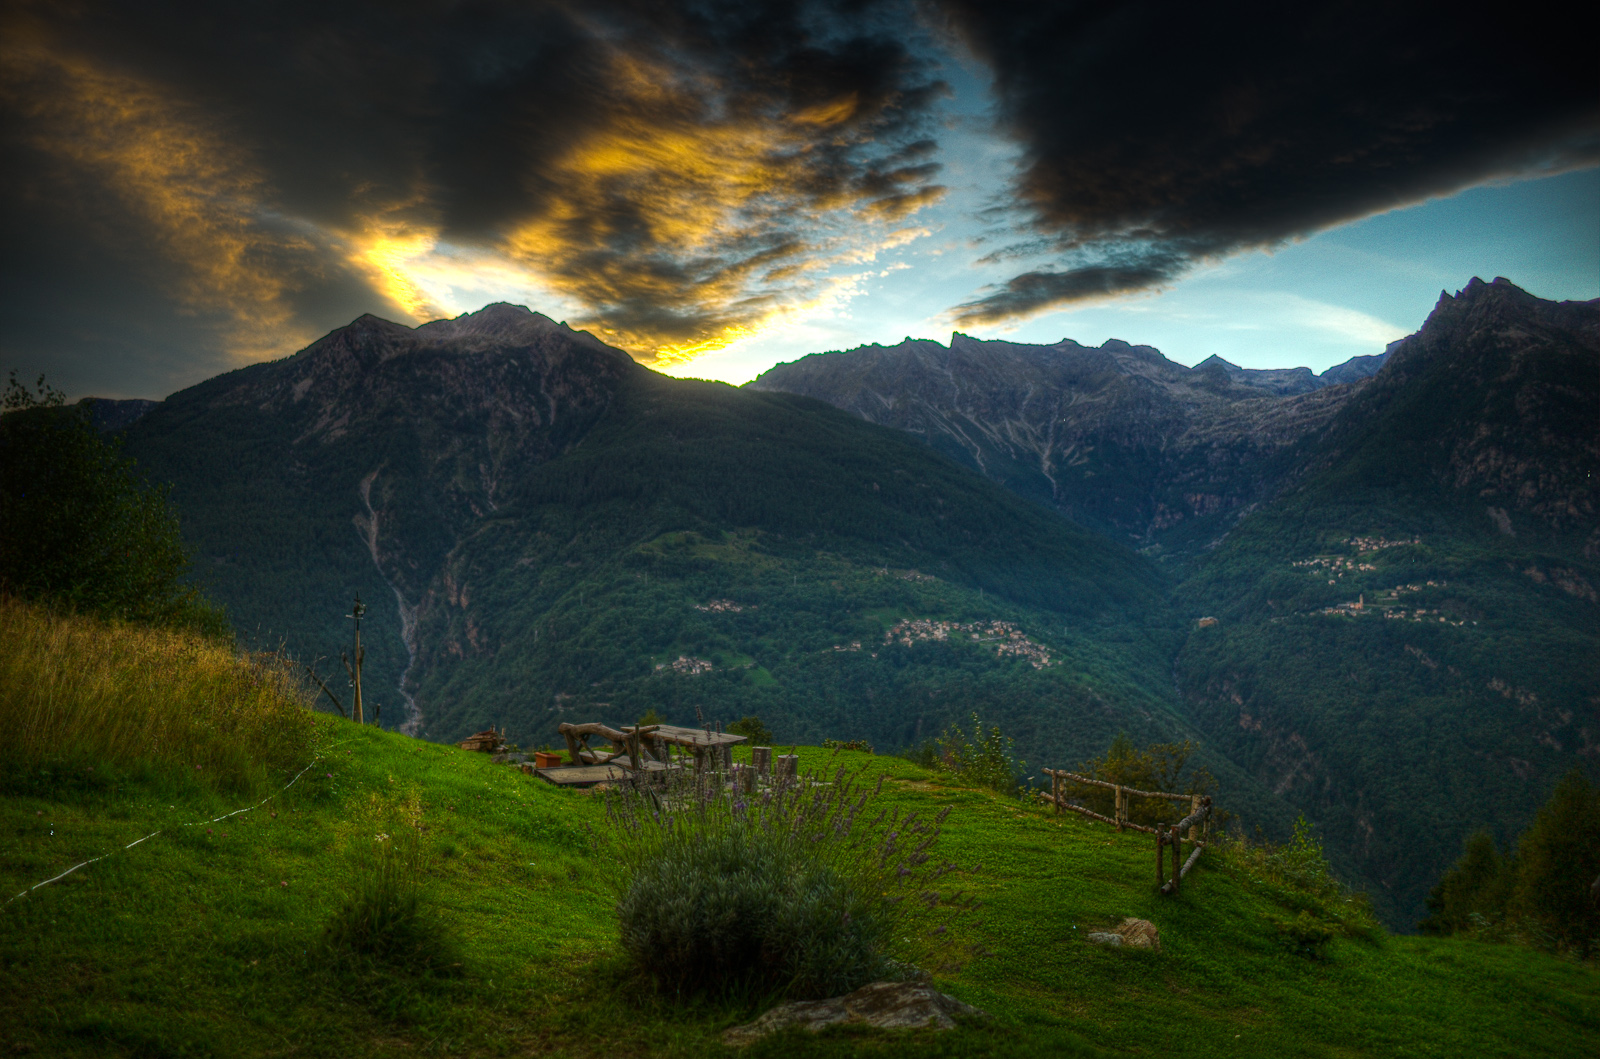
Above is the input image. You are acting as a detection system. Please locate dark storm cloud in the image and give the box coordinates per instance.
[0,0,947,392]
[937,0,1600,325]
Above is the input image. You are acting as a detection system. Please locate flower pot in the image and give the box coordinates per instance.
[533,751,564,769]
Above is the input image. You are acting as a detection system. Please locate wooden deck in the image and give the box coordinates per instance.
[533,764,628,787]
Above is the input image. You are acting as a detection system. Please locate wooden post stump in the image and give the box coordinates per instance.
[733,764,756,793]
[776,754,799,784]
[752,746,772,776]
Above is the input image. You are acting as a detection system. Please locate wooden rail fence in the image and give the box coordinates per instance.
[1040,769,1214,895]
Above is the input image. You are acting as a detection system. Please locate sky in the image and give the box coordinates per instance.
[2,0,1595,401]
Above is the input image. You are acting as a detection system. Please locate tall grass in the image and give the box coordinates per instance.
[0,595,315,793]
[322,810,454,974]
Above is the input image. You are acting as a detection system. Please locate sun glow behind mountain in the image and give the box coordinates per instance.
[1,1,1594,398]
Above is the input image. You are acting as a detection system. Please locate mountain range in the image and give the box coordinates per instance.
[113,277,1597,927]
[749,332,1390,554]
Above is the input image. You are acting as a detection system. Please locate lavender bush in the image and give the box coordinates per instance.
[602,764,973,999]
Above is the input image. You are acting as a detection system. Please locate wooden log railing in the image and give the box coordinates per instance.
[1158,798,1212,895]
[1043,769,1195,802]
[1039,767,1215,895]
[1035,793,1161,835]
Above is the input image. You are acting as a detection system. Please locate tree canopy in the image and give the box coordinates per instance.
[0,373,225,634]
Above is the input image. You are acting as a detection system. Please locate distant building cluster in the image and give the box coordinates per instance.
[1292,556,1377,573]
[882,618,1056,669]
[655,655,714,675]
[695,599,752,613]
[1316,582,1471,625]
[1347,535,1421,552]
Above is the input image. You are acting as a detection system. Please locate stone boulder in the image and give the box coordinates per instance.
[1088,918,1161,951]
[722,981,984,1046]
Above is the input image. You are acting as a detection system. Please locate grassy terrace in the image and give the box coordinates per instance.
[1,605,1595,1056]
[3,732,1596,1056]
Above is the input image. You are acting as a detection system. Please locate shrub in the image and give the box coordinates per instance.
[1271,910,1338,960]
[822,738,874,753]
[603,766,971,999]
[902,713,1023,796]
[727,714,774,746]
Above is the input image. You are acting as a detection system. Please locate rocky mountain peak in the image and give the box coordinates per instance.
[1318,277,1598,535]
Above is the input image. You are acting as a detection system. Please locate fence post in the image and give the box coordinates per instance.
[1172,829,1181,893]
[1115,785,1125,831]
[1052,772,1061,814]
[1156,826,1166,888]
[1189,794,1201,842]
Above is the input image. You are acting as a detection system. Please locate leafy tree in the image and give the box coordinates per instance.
[1421,768,1600,956]
[727,714,773,746]
[0,373,225,634]
[1420,831,1514,935]
[1511,768,1600,956]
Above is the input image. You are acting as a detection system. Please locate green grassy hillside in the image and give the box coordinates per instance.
[3,609,1594,1057]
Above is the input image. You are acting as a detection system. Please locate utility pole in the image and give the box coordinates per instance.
[342,595,367,724]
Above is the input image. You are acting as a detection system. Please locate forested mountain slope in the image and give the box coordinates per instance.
[122,305,638,733]
[1171,278,1599,925]
[121,305,1281,817]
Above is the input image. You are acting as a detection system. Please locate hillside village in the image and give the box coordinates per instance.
[694,599,752,613]
[1283,535,1475,624]
[655,655,715,676]
[882,618,1057,669]
[1293,536,1422,583]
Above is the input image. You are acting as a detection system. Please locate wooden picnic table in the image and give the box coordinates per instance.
[623,723,746,770]
[558,722,747,773]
